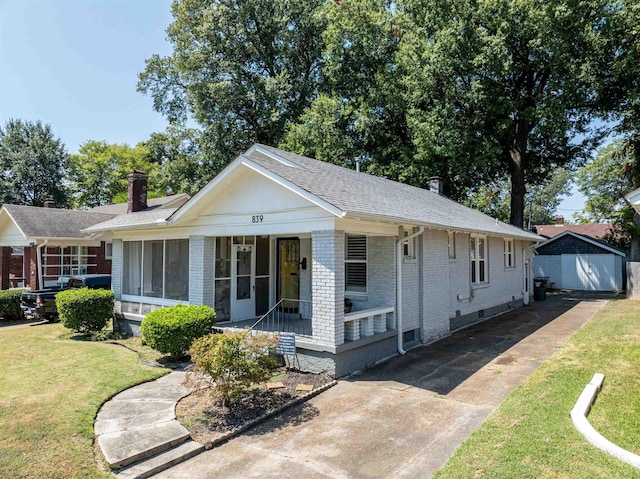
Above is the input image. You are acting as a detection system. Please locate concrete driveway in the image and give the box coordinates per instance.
[155,292,611,479]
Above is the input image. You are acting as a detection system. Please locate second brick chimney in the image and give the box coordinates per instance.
[555,215,565,225]
[127,170,148,213]
[429,176,444,195]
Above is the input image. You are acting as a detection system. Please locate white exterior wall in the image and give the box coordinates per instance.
[449,232,471,316]
[421,229,450,342]
[312,230,345,346]
[299,237,312,302]
[401,248,420,333]
[349,236,396,311]
[112,239,123,301]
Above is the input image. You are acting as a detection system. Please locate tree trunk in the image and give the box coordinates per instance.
[509,149,526,229]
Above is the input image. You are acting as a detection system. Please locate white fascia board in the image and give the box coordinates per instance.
[534,230,626,256]
[240,159,346,218]
[625,187,640,212]
[244,144,304,169]
[167,155,248,224]
[0,207,28,241]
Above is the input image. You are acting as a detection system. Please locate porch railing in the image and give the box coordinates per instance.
[250,298,313,337]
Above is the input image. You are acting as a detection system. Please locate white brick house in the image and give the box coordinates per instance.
[86,144,541,376]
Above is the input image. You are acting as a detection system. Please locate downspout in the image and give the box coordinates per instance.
[396,226,424,355]
[36,239,48,290]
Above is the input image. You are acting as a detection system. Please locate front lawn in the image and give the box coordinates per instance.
[434,299,640,479]
[0,323,168,478]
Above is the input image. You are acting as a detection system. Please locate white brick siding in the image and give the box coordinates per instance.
[112,239,123,301]
[311,230,345,346]
[189,236,214,307]
[421,229,450,342]
[299,237,312,302]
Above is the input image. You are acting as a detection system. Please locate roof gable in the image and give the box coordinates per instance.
[534,230,626,256]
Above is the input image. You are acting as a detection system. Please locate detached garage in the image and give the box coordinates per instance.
[534,231,626,292]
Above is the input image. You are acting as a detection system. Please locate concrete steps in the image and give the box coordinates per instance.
[115,440,205,479]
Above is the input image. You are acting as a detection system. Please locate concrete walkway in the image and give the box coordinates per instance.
[95,371,204,479]
[148,292,610,479]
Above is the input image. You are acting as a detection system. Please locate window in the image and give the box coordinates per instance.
[11,247,23,256]
[122,239,189,301]
[504,239,515,268]
[470,235,487,284]
[448,232,456,259]
[345,234,367,293]
[403,230,415,258]
[105,242,113,260]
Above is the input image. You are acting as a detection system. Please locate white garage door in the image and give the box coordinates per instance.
[561,254,616,291]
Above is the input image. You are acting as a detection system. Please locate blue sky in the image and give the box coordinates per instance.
[0,0,172,154]
[0,0,585,217]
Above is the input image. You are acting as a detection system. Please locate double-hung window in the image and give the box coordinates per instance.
[345,234,367,293]
[448,232,456,259]
[403,230,415,259]
[470,235,487,284]
[504,239,515,268]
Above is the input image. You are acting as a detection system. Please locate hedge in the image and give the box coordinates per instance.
[0,289,26,321]
[141,305,216,357]
[56,288,115,334]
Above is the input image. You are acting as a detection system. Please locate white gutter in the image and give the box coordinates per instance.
[36,239,48,290]
[396,226,424,355]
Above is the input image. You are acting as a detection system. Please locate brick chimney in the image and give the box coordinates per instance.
[555,215,565,225]
[127,170,148,213]
[43,199,55,208]
[429,176,443,195]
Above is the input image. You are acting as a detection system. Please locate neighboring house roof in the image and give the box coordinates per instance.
[83,208,179,232]
[1,204,117,240]
[533,230,626,257]
[533,222,613,240]
[88,193,190,215]
[87,144,542,241]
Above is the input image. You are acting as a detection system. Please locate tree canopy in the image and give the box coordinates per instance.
[139,0,639,227]
[0,119,70,207]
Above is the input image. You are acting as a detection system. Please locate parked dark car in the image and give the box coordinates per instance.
[20,274,112,321]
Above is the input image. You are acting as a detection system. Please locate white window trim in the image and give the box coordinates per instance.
[448,231,456,260]
[470,234,488,285]
[105,242,113,260]
[345,234,367,295]
[504,238,515,269]
[403,230,416,260]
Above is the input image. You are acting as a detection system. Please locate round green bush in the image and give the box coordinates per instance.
[141,305,216,357]
[56,288,115,334]
[0,289,27,321]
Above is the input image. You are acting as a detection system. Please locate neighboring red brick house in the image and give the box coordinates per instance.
[0,172,189,291]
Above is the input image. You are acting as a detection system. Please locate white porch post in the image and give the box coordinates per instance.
[311,230,345,346]
[189,235,214,307]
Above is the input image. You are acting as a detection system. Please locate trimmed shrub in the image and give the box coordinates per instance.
[57,288,115,334]
[0,289,26,321]
[189,332,279,406]
[141,305,216,357]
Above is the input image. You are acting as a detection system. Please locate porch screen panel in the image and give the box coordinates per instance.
[215,237,232,321]
[123,241,142,296]
[165,239,189,301]
[143,240,164,298]
[345,234,367,293]
[255,236,270,316]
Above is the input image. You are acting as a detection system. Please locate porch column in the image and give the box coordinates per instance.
[312,230,345,346]
[0,247,10,290]
[189,236,214,307]
[111,240,123,301]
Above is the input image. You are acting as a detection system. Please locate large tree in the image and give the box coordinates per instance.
[0,119,70,207]
[68,141,161,209]
[398,0,634,227]
[138,0,327,163]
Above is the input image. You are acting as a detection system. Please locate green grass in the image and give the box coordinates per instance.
[434,299,640,479]
[0,323,168,478]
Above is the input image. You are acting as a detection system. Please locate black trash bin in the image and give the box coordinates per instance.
[533,278,546,301]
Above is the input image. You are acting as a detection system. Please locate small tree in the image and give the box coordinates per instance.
[189,332,279,406]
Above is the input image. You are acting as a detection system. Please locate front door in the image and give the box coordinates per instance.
[277,239,300,306]
[232,245,255,320]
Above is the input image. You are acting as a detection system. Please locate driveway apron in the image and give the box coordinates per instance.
[154,292,610,479]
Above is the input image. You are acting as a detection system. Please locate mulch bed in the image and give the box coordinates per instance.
[177,368,333,444]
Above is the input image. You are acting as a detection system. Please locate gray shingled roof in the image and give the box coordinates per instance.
[3,205,117,239]
[88,193,189,215]
[247,145,541,241]
[83,208,178,232]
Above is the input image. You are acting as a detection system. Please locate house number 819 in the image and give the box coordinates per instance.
[252,215,264,223]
